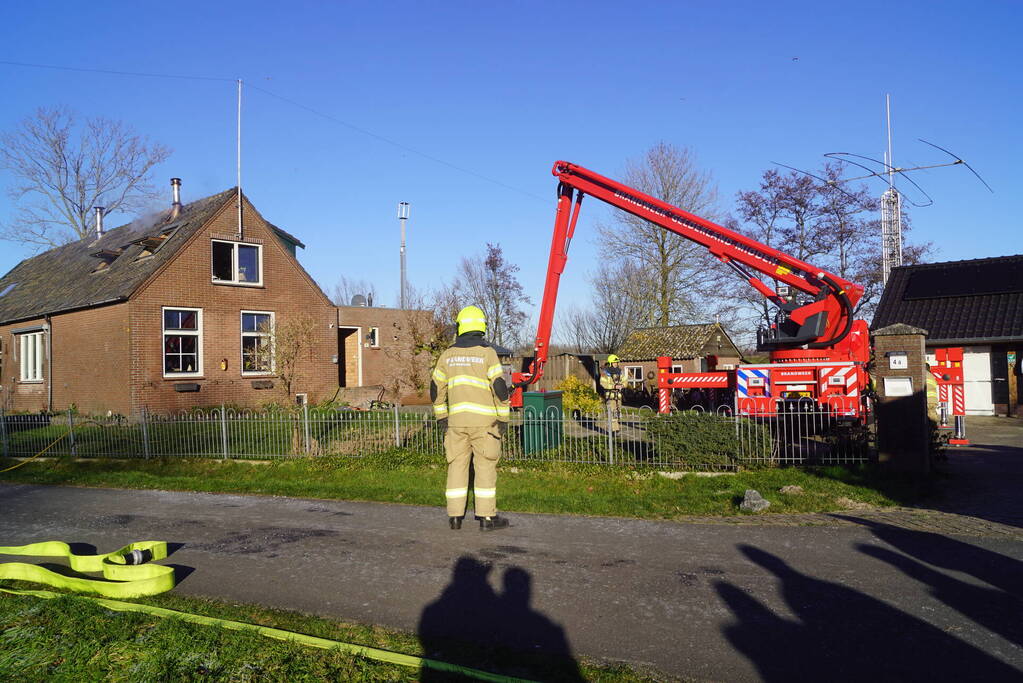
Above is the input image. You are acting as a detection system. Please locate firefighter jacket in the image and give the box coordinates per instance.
[599,366,623,399]
[431,333,510,427]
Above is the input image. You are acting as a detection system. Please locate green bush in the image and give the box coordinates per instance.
[556,375,602,415]
[645,413,771,468]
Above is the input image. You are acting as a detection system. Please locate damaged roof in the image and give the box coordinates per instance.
[872,254,1023,343]
[618,323,739,361]
[0,188,237,325]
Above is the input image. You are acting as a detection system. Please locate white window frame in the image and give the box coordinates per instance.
[625,365,644,387]
[241,310,275,376]
[366,326,380,348]
[162,307,203,378]
[211,239,263,286]
[672,364,685,374]
[18,331,45,383]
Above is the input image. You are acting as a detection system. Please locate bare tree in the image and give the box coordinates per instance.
[270,313,319,400]
[729,163,932,335]
[0,106,171,249]
[455,243,530,348]
[330,274,379,307]
[563,260,654,353]
[597,142,721,327]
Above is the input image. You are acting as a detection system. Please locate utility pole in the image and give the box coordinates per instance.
[398,201,410,309]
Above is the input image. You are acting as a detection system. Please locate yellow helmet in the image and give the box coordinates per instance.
[456,305,487,335]
[607,354,620,364]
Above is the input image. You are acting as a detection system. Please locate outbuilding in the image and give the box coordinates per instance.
[872,254,1023,416]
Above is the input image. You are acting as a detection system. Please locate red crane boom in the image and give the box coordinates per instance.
[525,161,870,386]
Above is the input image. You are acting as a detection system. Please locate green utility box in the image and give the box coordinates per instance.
[522,391,564,454]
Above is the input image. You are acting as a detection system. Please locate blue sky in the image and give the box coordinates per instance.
[0,1,1019,326]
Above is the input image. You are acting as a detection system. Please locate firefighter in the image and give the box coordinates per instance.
[925,363,940,423]
[599,354,623,433]
[431,305,511,532]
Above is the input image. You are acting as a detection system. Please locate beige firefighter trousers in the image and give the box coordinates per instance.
[444,425,502,517]
[604,395,622,433]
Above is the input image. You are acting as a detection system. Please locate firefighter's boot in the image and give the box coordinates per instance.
[449,516,463,530]
[480,516,510,532]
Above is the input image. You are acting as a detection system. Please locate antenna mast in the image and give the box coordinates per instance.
[880,93,902,285]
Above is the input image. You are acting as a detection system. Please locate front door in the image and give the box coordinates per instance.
[337,327,361,388]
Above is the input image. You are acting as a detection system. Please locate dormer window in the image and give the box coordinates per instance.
[212,240,262,286]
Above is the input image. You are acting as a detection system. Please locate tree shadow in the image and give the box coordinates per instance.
[418,556,584,682]
[715,544,1021,681]
[837,516,1023,645]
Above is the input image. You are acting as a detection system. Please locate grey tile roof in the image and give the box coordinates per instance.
[871,254,1023,342]
[0,188,237,325]
[618,323,730,360]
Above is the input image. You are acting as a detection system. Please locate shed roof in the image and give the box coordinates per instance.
[618,323,737,361]
[0,188,237,325]
[871,254,1023,343]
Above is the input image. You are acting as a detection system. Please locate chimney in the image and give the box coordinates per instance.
[170,178,182,219]
[94,206,105,237]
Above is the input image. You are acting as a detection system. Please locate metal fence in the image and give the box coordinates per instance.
[0,402,872,469]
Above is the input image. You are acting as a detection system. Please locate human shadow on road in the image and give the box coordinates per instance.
[715,545,1021,681]
[838,516,1023,646]
[418,556,584,682]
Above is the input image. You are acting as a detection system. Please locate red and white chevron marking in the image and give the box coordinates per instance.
[819,365,858,396]
[952,385,965,416]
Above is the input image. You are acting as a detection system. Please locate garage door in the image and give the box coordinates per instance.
[963,346,994,415]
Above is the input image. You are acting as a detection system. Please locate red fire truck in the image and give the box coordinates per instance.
[517,161,968,439]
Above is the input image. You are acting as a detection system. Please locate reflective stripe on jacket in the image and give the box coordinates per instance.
[431,336,510,427]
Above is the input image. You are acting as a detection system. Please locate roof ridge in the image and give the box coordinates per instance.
[892,253,1023,270]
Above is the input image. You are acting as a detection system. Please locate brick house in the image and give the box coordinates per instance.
[616,322,743,392]
[872,255,1023,416]
[0,182,425,415]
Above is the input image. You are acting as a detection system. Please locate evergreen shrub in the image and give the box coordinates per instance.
[645,412,772,468]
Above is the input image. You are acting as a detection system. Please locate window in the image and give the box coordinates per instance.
[625,365,644,386]
[212,240,262,285]
[241,311,274,374]
[366,327,380,348]
[18,332,44,382]
[672,364,685,374]
[163,307,202,377]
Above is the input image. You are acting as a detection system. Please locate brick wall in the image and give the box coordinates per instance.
[51,306,132,415]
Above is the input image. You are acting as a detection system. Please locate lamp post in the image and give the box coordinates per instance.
[398,201,410,309]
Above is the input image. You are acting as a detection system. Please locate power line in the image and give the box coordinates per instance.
[0,59,234,82]
[0,58,546,202]
[247,83,546,202]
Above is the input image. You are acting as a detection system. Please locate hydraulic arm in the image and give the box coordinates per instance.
[525,161,869,384]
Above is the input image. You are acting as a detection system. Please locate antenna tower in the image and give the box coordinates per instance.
[880,94,902,285]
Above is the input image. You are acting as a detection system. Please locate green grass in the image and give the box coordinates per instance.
[0,589,660,682]
[0,452,922,518]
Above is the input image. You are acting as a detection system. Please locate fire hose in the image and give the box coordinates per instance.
[0,541,533,682]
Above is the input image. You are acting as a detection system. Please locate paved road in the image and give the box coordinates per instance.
[2,418,1021,681]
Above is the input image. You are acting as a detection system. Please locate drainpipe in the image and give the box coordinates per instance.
[45,315,52,413]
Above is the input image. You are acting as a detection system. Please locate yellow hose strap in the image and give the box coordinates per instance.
[0,543,534,683]
[0,540,174,598]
